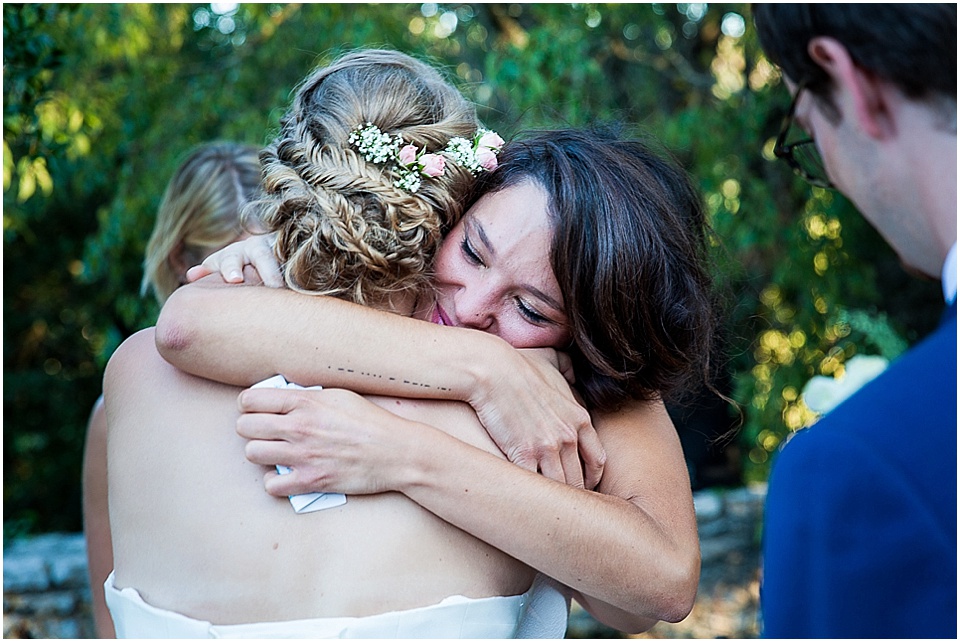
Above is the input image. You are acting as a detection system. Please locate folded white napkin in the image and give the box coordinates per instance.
[250,375,347,514]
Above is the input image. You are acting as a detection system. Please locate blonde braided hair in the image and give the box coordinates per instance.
[248,50,481,307]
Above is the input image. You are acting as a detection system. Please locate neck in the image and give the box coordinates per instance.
[894,99,957,274]
[912,131,957,263]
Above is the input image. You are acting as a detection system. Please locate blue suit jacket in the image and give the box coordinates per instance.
[761,302,957,638]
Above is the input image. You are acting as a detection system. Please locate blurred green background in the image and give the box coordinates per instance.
[3,3,943,538]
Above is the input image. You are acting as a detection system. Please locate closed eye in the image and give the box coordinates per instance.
[516,297,552,325]
[460,235,484,267]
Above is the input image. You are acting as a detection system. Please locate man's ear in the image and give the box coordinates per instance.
[808,36,894,140]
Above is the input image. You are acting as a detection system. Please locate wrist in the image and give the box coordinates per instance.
[391,419,445,495]
[458,330,513,407]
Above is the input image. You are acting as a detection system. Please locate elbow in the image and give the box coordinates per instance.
[656,544,700,624]
[155,285,202,362]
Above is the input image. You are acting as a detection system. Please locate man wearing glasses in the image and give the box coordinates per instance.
[753,4,956,638]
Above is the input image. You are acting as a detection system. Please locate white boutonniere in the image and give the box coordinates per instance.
[801,354,890,416]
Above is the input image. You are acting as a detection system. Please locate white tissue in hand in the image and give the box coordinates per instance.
[251,375,347,514]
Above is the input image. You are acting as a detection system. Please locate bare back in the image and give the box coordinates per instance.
[105,328,532,625]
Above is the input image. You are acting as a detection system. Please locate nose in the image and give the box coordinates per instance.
[454,284,497,332]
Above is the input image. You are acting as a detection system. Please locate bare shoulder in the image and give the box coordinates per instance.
[593,398,676,451]
[104,328,164,386]
[592,398,690,499]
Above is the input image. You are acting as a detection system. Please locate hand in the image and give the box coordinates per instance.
[186,234,283,288]
[471,347,605,490]
[522,347,576,385]
[236,386,412,497]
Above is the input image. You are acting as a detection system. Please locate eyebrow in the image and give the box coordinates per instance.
[469,217,566,313]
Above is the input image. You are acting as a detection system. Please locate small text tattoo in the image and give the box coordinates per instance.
[327,365,450,391]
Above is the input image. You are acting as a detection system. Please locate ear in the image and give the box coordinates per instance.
[808,36,894,140]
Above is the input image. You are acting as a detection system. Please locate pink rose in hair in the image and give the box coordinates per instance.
[476,147,498,171]
[478,131,504,151]
[420,153,446,177]
[399,144,418,166]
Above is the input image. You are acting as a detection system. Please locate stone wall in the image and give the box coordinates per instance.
[3,533,96,638]
[3,485,765,639]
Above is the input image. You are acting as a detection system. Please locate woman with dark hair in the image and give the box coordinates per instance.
[467,130,714,411]
[156,127,717,634]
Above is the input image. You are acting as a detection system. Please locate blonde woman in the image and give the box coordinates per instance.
[108,51,707,637]
[140,142,262,303]
[82,141,260,638]
[104,50,565,638]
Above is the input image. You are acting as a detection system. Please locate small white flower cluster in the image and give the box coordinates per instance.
[348,123,504,193]
[801,354,890,416]
[444,137,483,174]
[393,169,424,193]
[445,129,504,175]
[348,124,400,164]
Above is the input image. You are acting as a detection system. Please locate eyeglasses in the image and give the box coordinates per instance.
[773,81,833,189]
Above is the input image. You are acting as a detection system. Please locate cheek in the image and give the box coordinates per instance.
[496,321,571,350]
[432,235,462,285]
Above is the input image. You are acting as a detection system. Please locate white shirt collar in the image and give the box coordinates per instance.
[942,242,957,304]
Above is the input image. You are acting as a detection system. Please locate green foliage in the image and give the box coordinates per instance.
[3,3,943,534]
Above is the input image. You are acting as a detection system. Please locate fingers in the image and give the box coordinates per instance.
[249,239,284,288]
[578,427,607,490]
[217,253,246,284]
[236,409,293,442]
[556,351,576,384]
[186,235,283,286]
[559,445,586,489]
[511,452,539,475]
[538,452,566,485]
[237,387,305,415]
[262,469,299,498]
[539,449,585,489]
[244,437,296,467]
[513,440,585,489]
[185,264,213,283]
[236,388,318,443]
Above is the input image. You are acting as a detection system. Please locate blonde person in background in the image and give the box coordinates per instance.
[82,141,261,638]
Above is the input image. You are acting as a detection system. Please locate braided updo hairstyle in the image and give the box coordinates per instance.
[249,49,481,307]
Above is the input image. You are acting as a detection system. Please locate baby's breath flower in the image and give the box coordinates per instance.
[349,123,400,164]
[444,137,482,174]
[349,122,502,192]
[394,168,423,193]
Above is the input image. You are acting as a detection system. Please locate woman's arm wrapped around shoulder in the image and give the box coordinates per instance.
[238,388,698,632]
[156,273,604,488]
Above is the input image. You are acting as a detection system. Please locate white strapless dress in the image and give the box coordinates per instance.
[105,571,569,638]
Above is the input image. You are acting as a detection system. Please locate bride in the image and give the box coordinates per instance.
[105,49,712,637]
[104,49,570,638]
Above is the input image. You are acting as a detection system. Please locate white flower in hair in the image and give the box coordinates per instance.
[348,123,401,164]
[444,128,505,174]
[349,122,503,193]
[444,137,482,174]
